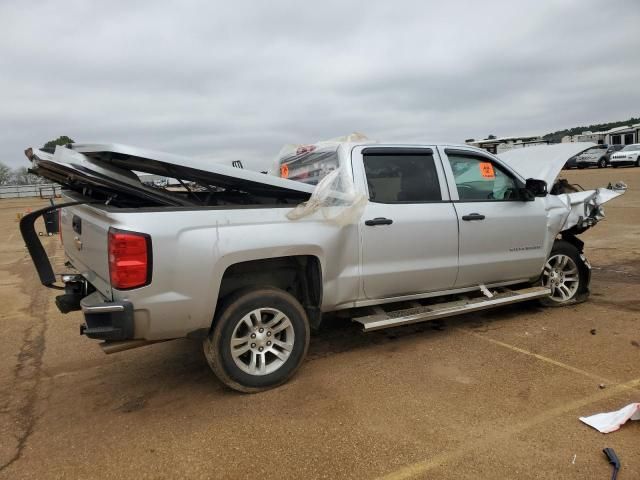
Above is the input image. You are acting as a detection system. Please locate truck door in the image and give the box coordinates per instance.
[438,148,549,288]
[355,147,459,300]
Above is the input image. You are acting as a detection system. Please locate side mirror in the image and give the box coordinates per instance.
[525,178,548,198]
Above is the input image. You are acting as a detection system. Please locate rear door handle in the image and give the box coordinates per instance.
[462,213,485,221]
[72,215,82,234]
[365,217,393,226]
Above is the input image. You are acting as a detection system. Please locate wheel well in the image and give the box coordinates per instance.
[560,232,584,252]
[216,256,323,328]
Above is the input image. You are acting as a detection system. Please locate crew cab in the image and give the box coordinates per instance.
[20,139,623,392]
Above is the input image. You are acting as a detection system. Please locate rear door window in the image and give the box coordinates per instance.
[363,150,442,203]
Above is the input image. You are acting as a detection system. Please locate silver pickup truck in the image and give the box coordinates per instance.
[21,139,623,392]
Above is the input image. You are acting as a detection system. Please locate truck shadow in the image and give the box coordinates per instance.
[308,300,544,361]
[81,301,545,407]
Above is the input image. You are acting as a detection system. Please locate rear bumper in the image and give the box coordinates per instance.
[80,291,135,341]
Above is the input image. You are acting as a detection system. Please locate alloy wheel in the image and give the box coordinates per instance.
[229,308,295,375]
[541,254,580,302]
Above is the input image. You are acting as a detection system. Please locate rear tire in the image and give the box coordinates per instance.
[597,158,607,168]
[538,240,590,307]
[204,287,310,393]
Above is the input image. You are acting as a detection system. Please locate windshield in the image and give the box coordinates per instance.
[621,144,640,152]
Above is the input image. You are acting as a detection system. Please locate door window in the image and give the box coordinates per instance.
[447,154,519,201]
[363,151,442,203]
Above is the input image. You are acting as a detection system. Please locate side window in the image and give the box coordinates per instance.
[447,154,519,201]
[363,152,442,203]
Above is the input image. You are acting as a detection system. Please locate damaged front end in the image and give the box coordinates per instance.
[555,183,626,234]
[498,143,627,239]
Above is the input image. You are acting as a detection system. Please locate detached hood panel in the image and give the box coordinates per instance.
[71,143,315,197]
[26,143,314,207]
[497,142,595,185]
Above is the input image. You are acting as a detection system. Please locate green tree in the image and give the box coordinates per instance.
[44,135,74,149]
[0,162,11,185]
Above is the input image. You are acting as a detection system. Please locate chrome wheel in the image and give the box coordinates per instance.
[542,254,580,302]
[230,308,294,376]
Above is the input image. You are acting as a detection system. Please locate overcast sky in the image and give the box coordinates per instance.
[1,0,639,170]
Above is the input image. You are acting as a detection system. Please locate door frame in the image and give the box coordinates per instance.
[436,146,526,201]
[350,144,456,301]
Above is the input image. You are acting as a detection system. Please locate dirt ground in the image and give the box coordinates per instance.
[1,167,639,479]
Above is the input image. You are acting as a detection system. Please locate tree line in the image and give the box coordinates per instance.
[542,117,640,143]
[0,136,74,186]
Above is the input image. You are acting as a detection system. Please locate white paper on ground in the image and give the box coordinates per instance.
[579,403,640,433]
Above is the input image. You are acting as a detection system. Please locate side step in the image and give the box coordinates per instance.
[353,286,550,332]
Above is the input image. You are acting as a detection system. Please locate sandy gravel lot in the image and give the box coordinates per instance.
[1,166,639,479]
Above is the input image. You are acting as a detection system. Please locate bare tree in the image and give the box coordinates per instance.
[0,162,11,185]
[11,166,46,185]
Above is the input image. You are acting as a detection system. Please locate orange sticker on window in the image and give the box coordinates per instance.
[280,164,289,178]
[479,162,495,178]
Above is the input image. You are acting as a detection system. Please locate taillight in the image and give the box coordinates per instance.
[108,229,152,290]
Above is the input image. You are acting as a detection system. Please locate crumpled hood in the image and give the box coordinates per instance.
[497,142,595,185]
[497,142,626,234]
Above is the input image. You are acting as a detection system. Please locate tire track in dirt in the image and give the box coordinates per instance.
[0,242,55,473]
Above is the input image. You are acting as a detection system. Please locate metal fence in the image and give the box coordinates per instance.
[0,183,61,199]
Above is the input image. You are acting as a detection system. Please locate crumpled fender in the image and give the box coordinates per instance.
[542,187,624,237]
[498,144,626,236]
[559,187,625,232]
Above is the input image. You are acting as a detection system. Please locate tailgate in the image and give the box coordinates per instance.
[61,200,114,300]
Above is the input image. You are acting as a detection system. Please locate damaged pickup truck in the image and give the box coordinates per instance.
[21,138,624,392]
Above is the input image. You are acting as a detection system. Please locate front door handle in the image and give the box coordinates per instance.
[365,217,393,226]
[462,213,485,221]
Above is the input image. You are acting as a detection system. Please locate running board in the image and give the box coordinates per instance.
[353,286,551,332]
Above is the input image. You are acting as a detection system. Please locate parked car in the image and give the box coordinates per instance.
[575,144,623,169]
[564,154,578,169]
[608,144,625,156]
[609,144,640,168]
[21,141,623,392]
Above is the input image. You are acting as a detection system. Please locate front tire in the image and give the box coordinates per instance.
[539,240,590,307]
[204,287,310,393]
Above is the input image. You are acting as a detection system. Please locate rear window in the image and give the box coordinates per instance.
[277,146,340,185]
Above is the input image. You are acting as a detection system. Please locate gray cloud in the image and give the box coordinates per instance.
[1,0,639,171]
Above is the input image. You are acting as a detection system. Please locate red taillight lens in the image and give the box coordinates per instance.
[108,229,152,290]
